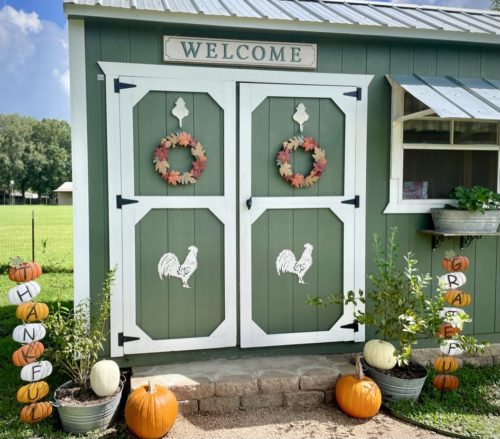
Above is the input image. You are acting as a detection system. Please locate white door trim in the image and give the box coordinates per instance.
[105,71,237,357]
[99,63,371,357]
[239,82,366,348]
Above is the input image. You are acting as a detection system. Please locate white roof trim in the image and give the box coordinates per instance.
[64,4,500,46]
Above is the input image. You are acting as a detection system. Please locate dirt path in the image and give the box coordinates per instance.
[167,406,448,439]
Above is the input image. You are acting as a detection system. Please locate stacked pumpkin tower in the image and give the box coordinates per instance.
[433,251,470,393]
[8,257,53,423]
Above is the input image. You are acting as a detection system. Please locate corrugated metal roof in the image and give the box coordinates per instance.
[388,75,500,120]
[63,0,500,40]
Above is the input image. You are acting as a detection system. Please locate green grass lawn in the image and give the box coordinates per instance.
[0,206,73,271]
[387,365,500,439]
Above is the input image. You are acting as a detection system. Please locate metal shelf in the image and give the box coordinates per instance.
[418,229,500,251]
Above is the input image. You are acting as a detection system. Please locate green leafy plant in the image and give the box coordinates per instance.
[309,228,486,366]
[449,185,500,213]
[45,268,116,394]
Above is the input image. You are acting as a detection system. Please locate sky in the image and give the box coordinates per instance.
[0,0,494,123]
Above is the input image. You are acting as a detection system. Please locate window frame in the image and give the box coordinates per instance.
[384,83,500,214]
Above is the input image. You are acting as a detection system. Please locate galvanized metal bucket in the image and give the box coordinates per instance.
[53,380,123,434]
[363,361,427,402]
[431,208,500,233]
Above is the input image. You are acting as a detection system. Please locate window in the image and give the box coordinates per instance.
[385,85,500,213]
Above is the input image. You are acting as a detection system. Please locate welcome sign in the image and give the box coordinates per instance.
[164,36,317,69]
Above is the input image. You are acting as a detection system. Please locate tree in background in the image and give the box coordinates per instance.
[0,114,36,200]
[493,0,500,11]
[0,114,71,203]
[29,119,71,198]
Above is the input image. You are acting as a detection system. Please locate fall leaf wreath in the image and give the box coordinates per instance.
[276,136,327,188]
[153,131,207,186]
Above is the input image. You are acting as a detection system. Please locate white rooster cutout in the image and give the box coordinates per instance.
[158,245,198,288]
[276,243,313,284]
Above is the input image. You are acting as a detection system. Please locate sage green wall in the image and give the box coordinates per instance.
[82,19,500,366]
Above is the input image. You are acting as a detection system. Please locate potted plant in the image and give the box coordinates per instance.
[431,185,500,233]
[44,269,123,434]
[309,228,485,402]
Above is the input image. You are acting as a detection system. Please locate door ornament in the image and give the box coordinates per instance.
[276,103,327,188]
[172,97,189,129]
[276,243,313,284]
[153,99,207,186]
[158,245,198,288]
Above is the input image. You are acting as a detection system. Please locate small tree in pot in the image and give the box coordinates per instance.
[45,268,123,434]
[309,228,486,401]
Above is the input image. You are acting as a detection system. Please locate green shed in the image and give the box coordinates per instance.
[64,0,500,367]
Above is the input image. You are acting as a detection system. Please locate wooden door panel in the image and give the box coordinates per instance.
[251,97,345,198]
[133,91,224,197]
[240,82,360,348]
[251,209,343,335]
[135,209,224,340]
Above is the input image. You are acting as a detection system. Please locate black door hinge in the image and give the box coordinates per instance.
[116,195,138,209]
[341,195,360,208]
[114,78,137,93]
[118,333,140,346]
[344,88,362,100]
[341,321,359,332]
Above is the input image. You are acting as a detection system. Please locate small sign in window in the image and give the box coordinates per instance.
[403,181,428,200]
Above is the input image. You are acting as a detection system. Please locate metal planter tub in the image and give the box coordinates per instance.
[431,208,500,233]
[54,380,123,434]
[362,361,427,402]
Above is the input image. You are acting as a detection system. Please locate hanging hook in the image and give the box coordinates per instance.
[172,97,189,129]
[293,102,309,134]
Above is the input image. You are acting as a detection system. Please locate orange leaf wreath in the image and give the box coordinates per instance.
[153,131,207,185]
[277,136,327,188]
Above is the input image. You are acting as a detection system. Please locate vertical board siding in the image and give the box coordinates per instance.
[85,20,500,362]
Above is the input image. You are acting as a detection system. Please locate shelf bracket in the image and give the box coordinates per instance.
[460,235,481,250]
[431,234,445,251]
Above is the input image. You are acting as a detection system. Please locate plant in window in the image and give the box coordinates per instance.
[449,185,500,213]
[431,186,500,233]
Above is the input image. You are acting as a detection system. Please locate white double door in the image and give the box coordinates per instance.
[102,63,366,357]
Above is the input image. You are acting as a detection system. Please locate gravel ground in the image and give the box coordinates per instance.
[166,406,448,439]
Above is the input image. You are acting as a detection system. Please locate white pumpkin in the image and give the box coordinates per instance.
[439,272,466,290]
[8,282,41,305]
[363,339,397,370]
[440,340,464,356]
[20,360,52,382]
[12,324,46,344]
[90,360,120,397]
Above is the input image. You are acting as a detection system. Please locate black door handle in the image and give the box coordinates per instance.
[246,197,252,210]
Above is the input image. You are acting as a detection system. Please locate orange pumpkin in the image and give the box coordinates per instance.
[335,355,381,419]
[444,290,472,307]
[434,356,459,373]
[19,401,52,423]
[433,374,459,391]
[16,302,49,322]
[8,261,42,283]
[442,255,469,272]
[17,381,50,403]
[12,342,45,367]
[436,323,461,339]
[125,381,178,439]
